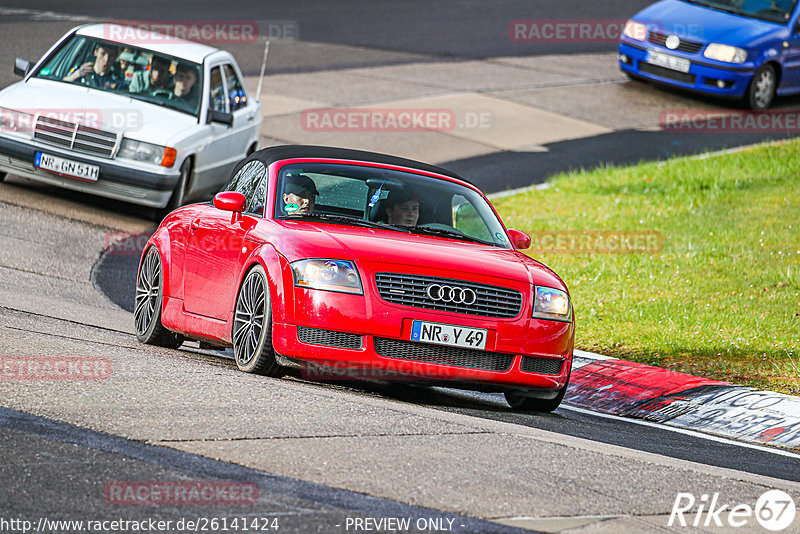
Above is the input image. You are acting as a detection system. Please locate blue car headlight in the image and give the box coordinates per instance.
[622,19,648,41]
[291,259,363,295]
[703,43,747,64]
[532,286,572,322]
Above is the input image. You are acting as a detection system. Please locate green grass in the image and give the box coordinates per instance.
[492,140,800,394]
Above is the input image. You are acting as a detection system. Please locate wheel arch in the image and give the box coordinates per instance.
[232,243,290,330]
[140,228,174,298]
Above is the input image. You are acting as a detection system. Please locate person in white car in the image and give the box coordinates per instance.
[63,43,126,90]
[129,54,173,95]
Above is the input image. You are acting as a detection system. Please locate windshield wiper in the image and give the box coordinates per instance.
[283,213,411,233]
[406,226,498,246]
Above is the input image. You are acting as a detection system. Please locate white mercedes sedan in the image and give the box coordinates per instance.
[0,23,262,215]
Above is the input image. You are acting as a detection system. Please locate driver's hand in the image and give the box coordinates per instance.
[78,62,93,76]
[64,62,93,82]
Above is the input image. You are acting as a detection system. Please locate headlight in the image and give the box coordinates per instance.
[291,259,363,295]
[117,138,177,167]
[532,286,572,322]
[703,43,747,63]
[0,107,35,134]
[622,20,648,41]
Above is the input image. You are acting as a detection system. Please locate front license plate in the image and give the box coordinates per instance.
[35,152,99,182]
[647,51,691,73]
[411,320,487,350]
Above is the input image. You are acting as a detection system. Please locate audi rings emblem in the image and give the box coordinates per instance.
[426,284,477,305]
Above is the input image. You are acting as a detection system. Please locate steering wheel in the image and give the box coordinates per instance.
[419,222,462,233]
[150,89,174,99]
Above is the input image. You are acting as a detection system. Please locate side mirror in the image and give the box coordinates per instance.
[213,191,246,212]
[207,109,234,127]
[14,58,33,78]
[507,228,531,250]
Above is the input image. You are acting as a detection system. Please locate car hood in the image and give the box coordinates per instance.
[263,221,568,290]
[634,0,782,44]
[0,78,197,145]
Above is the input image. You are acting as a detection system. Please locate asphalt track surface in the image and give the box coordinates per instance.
[1,407,527,534]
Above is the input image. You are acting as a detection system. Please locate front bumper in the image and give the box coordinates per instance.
[0,135,180,208]
[271,263,574,392]
[618,39,755,98]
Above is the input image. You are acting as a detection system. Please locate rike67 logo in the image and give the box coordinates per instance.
[669,490,796,531]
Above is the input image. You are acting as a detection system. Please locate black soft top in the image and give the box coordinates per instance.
[235,145,468,184]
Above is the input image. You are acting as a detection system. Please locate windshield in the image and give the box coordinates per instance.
[274,163,512,248]
[680,0,797,23]
[33,35,202,117]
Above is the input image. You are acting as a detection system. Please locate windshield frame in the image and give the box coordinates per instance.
[269,159,514,249]
[32,34,204,118]
[677,0,799,24]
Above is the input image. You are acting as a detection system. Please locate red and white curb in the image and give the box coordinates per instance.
[565,350,800,451]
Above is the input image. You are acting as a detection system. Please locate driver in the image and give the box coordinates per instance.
[63,43,125,90]
[282,174,319,215]
[129,54,174,95]
[384,188,421,227]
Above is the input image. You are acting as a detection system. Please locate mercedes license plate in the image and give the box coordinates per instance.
[411,320,487,350]
[35,152,100,182]
[647,51,691,73]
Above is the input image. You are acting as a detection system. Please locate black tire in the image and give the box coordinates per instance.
[233,265,283,377]
[154,158,192,221]
[505,362,572,413]
[0,171,7,182]
[134,246,184,348]
[745,64,776,110]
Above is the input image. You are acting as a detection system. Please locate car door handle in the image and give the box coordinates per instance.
[247,114,255,122]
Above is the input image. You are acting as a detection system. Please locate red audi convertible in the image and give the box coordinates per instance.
[135,146,575,411]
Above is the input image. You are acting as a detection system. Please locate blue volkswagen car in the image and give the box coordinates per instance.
[618,0,800,108]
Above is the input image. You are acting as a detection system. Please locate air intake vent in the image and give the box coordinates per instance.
[298,327,363,349]
[520,356,563,375]
[374,337,513,372]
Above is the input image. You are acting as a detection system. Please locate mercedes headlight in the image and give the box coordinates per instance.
[703,43,747,63]
[532,286,572,322]
[118,138,177,167]
[622,20,648,41]
[0,107,35,135]
[291,259,363,294]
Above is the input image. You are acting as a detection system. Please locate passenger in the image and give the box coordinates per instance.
[63,43,125,90]
[117,47,136,83]
[129,55,173,94]
[384,188,421,227]
[282,174,319,215]
[170,63,199,110]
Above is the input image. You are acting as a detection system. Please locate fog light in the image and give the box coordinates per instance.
[717,79,726,88]
[619,54,631,65]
